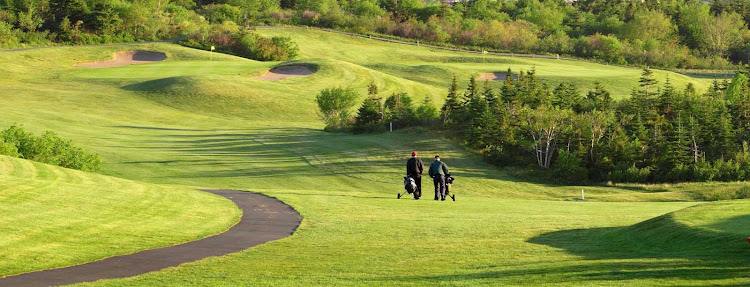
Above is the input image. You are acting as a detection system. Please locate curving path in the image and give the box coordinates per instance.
[0,190,302,287]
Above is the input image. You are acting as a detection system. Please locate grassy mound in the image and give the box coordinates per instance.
[0,155,240,277]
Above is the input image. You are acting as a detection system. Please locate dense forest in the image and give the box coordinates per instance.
[440,69,750,184]
[3,0,750,68]
[321,68,750,184]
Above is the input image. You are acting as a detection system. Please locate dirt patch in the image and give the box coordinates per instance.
[252,65,314,81]
[477,72,518,81]
[75,50,167,68]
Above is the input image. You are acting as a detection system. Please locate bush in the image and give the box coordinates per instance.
[0,21,19,48]
[182,27,299,61]
[0,125,102,172]
[608,163,651,183]
[552,151,587,184]
[202,4,243,24]
[316,87,359,131]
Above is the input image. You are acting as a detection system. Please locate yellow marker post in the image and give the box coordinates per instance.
[210,45,215,61]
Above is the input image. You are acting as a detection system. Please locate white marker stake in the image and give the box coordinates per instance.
[581,189,585,200]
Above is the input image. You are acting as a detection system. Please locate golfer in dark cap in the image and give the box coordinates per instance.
[406,151,424,199]
[428,155,450,201]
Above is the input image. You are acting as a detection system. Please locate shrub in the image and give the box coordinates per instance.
[202,4,242,24]
[0,21,19,48]
[608,163,651,183]
[181,27,299,61]
[552,151,587,184]
[0,125,102,172]
[316,87,359,131]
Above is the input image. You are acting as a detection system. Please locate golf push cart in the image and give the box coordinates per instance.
[398,174,455,201]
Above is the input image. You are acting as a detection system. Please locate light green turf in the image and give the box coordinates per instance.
[0,155,240,277]
[254,28,726,99]
[0,27,748,285]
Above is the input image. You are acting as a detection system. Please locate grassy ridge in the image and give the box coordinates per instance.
[0,156,240,277]
[255,29,725,99]
[0,27,748,285]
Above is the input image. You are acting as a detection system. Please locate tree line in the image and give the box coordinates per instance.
[441,68,750,184]
[316,66,750,184]
[5,0,750,69]
[315,83,439,133]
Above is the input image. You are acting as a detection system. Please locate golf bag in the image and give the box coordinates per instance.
[445,174,456,201]
[398,176,417,199]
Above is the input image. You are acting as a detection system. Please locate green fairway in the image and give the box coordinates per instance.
[0,156,240,277]
[0,27,749,286]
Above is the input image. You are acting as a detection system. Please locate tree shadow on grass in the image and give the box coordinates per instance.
[370,213,750,284]
[519,213,750,282]
[371,260,750,284]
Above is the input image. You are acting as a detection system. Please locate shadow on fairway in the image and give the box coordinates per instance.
[518,212,750,282]
[372,212,750,284]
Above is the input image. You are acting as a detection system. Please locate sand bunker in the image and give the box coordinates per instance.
[253,65,314,81]
[75,50,167,68]
[477,72,518,81]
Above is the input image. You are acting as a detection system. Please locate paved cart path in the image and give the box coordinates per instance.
[0,190,302,287]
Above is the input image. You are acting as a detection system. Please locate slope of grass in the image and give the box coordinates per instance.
[0,27,748,286]
[0,156,240,277]
[256,28,726,99]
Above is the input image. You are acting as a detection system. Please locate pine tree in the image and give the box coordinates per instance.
[501,67,517,108]
[442,74,463,125]
[483,80,503,117]
[367,82,378,96]
[628,112,649,142]
[584,82,612,112]
[354,96,384,133]
[467,75,478,102]
[638,67,658,99]
[466,76,486,122]
[658,75,677,120]
[663,114,691,168]
[415,96,439,124]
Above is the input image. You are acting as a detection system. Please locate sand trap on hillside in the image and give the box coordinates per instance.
[477,72,518,81]
[75,50,167,68]
[253,65,314,81]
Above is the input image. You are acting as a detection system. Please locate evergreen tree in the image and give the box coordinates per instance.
[483,80,504,119]
[658,75,677,120]
[367,82,378,96]
[384,92,416,129]
[584,82,612,112]
[638,67,658,99]
[415,96,439,124]
[662,114,691,168]
[501,67,517,109]
[353,96,384,133]
[441,74,463,125]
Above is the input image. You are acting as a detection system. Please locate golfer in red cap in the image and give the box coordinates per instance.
[406,151,424,199]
